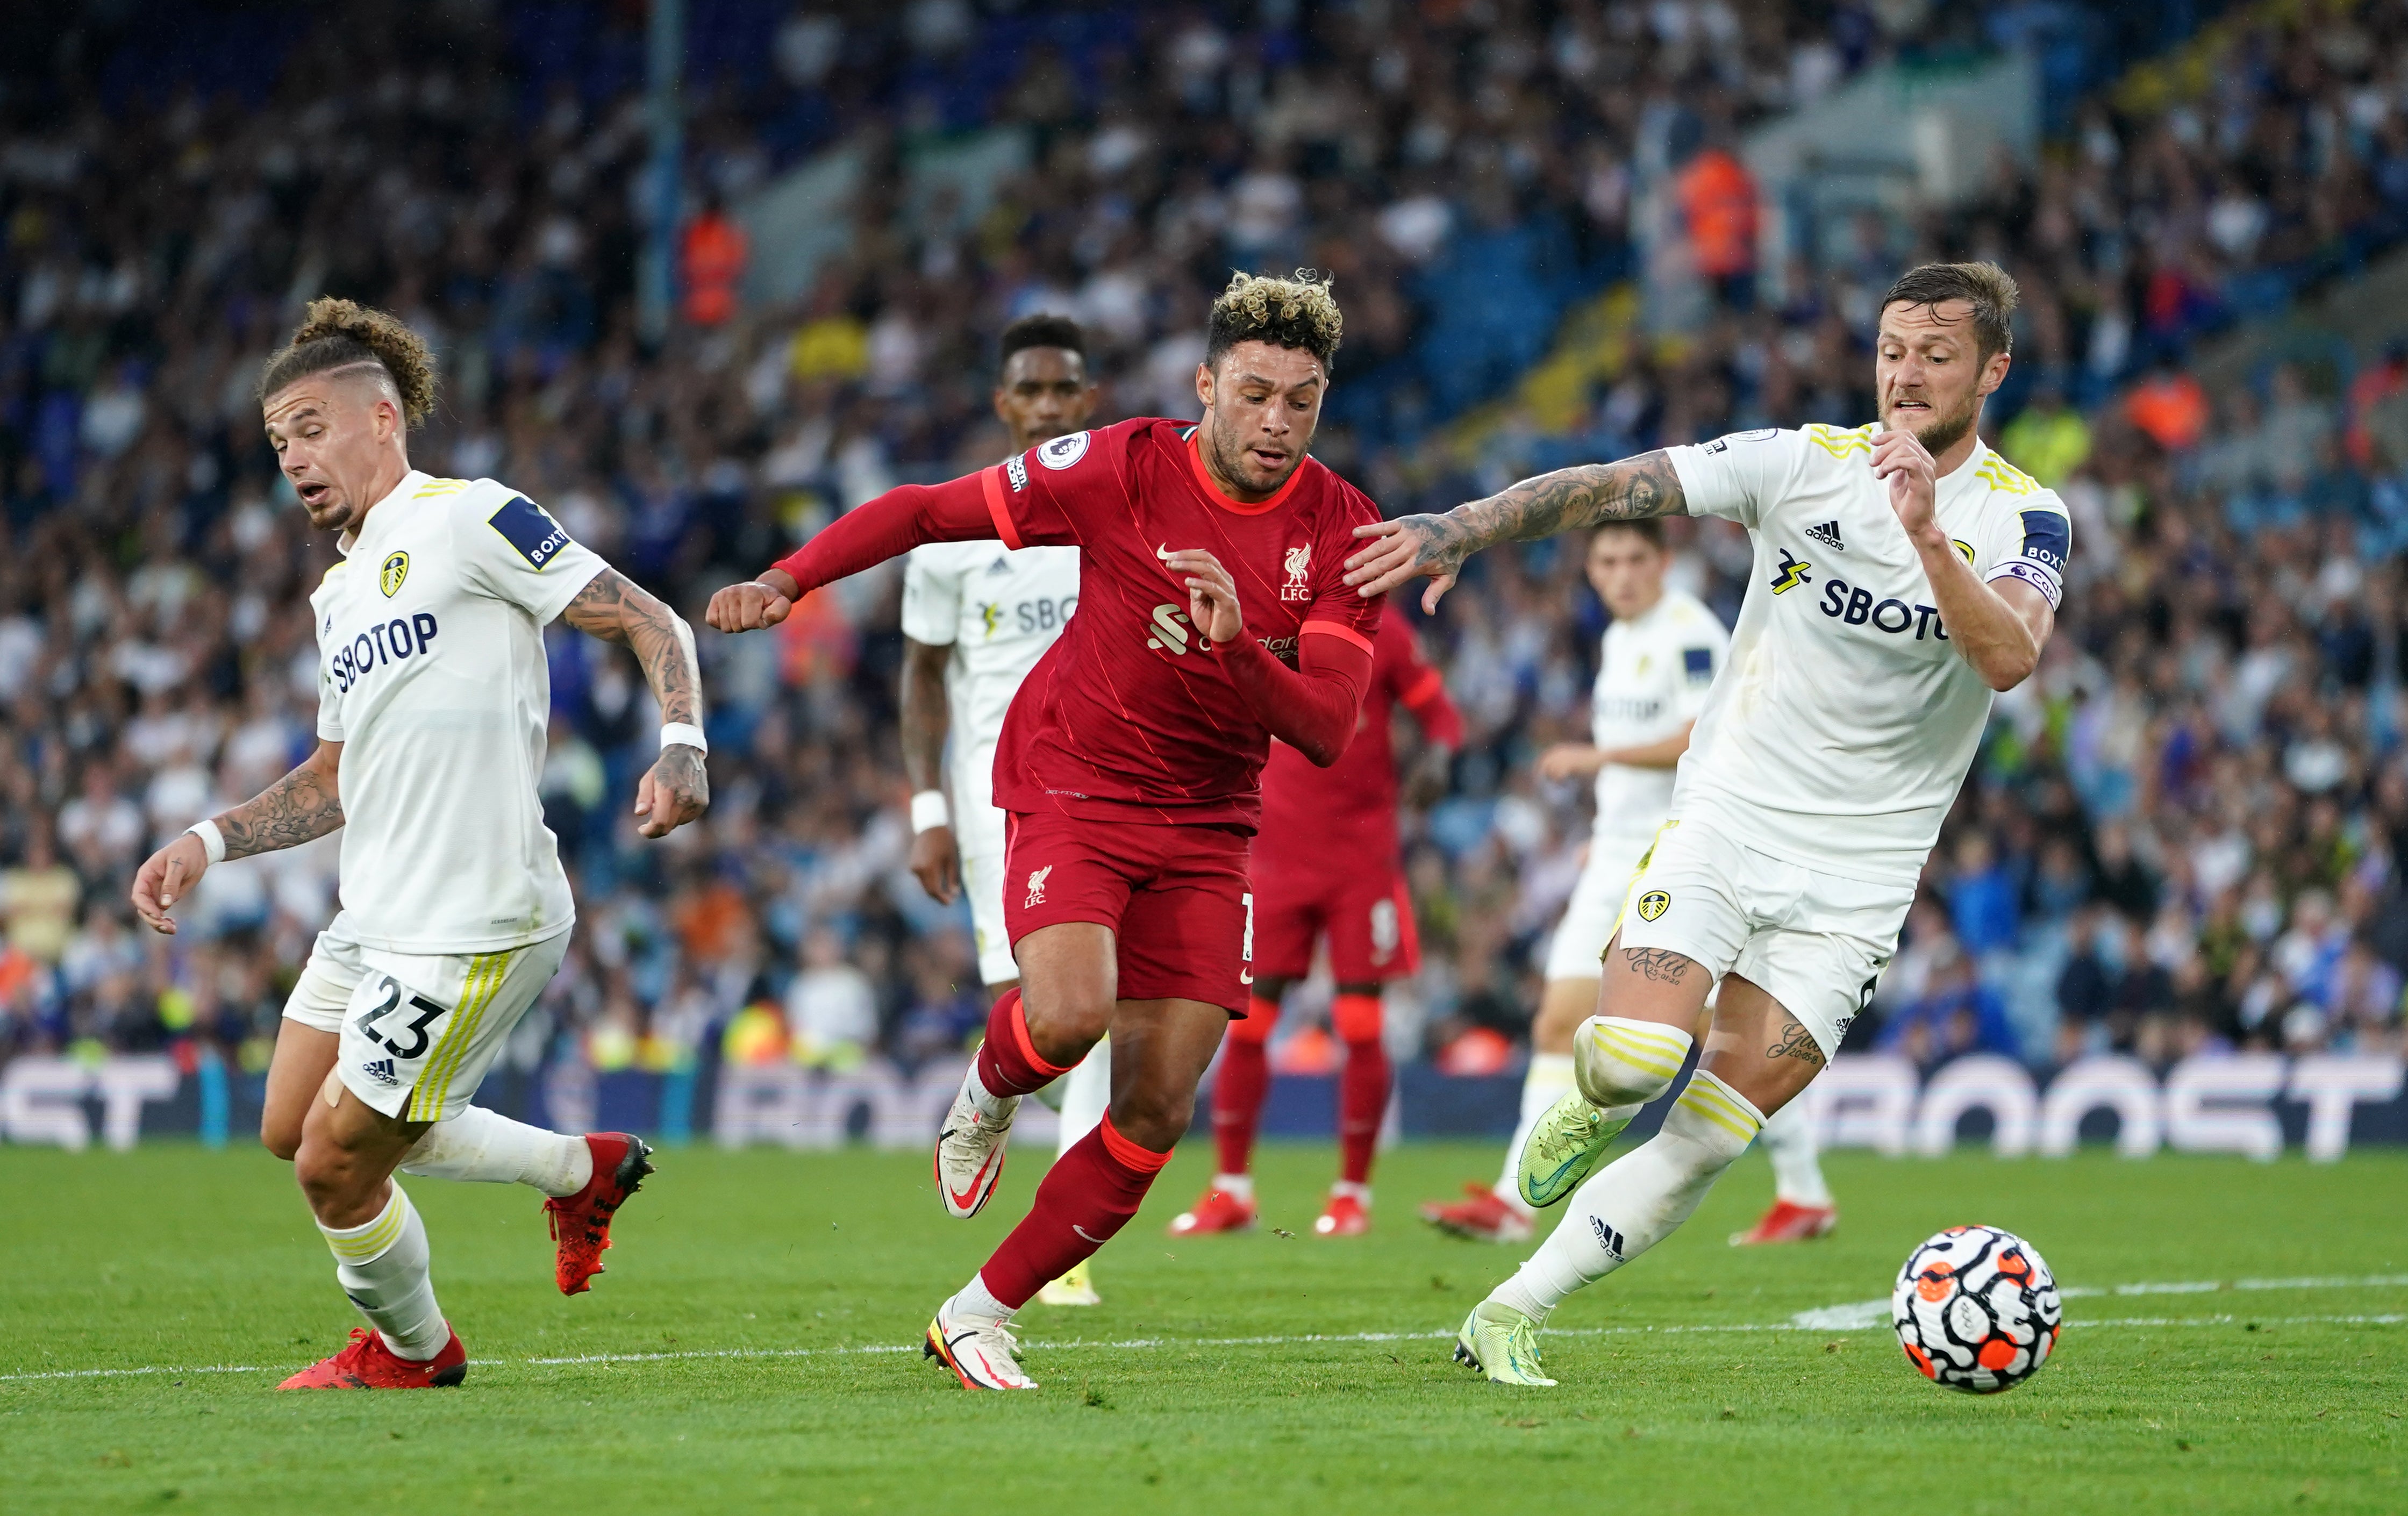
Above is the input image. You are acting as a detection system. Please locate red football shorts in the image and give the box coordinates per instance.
[1002,809,1254,1014]
[1250,855,1419,984]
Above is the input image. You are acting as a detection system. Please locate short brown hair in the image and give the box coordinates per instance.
[257,297,437,426]
[1206,269,1342,372]
[1880,261,2019,362]
[1592,518,1666,550]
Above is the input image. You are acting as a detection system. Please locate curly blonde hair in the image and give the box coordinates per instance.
[1206,269,1342,371]
[256,297,438,426]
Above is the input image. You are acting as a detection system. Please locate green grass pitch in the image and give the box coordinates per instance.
[2,1139,2402,1513]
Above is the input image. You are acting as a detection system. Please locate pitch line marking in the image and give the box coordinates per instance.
[5,1277,2402,1385]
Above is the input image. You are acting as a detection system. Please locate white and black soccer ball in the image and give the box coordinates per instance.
[1891,1225,2062,1393]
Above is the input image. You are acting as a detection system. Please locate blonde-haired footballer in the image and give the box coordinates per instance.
[1351,262,2068,1385]
[131,299,709,1389]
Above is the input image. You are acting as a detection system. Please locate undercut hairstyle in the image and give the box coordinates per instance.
[1880,261,2019,362]
[256,297,437,427]
[997,312,1088,375]
[1205,269,1342,373]
[1594,518,1666,550]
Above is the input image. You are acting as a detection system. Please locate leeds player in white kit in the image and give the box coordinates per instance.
[1350,262,2067,1385]
[897,313,1110,1307]
[1422,520,1726,1245]
[132,301,708,1389]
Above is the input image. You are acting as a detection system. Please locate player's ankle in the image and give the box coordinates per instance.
[1212,1172,1254,1201]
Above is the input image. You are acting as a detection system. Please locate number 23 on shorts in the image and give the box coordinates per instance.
[353,974,450,1062]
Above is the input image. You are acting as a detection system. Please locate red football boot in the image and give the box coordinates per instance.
[1313,1190,1370,1237]
[1729,1199,1838,1246]
[1166,1184,1256,1236]
[544,1132,655,1295]
[277,1326,467,1390]
[1419,1182,1533,1243]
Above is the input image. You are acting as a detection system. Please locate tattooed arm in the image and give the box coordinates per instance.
[132,741,345,934]
[560,567,710,839]
[1342,451,1688,611]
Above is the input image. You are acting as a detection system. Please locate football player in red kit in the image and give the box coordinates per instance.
[1170,604,1459,1238]
[707,272,1384,1391]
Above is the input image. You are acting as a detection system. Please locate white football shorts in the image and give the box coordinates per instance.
[1613,818,1910,1058]
[958,797,1018,987]
[282,915,367,1035]
[335,928,571,1121]
[1541,829,1659,983]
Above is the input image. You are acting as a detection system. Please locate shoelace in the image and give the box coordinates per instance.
[1530,1102,1603,1165]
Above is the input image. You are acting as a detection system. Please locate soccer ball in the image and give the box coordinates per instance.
[1891,1225,2062,1393]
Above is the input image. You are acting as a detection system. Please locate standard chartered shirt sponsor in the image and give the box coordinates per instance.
[1590,588,1726,840]
[1663,425,2070,885]
[900,539,1081,818]
[310,471,605,952]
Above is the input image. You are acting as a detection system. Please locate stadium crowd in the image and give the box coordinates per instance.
[1,0,2403,1107]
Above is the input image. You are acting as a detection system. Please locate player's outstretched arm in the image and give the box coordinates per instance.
[561,568,711,839]
[706,474,998,634]
[899,636,961,904]
[131,740,345,934]
[1343,452,1687,611]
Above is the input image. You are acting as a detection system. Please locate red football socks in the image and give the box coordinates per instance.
[980,1114,1172,1309]
[1211,996,1278,1176]
[1339,1037,1390,1185]
[973,986,1071,1100]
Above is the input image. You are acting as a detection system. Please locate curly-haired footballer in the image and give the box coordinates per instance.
[709,271,1387,1391]
[130,298,709,1389]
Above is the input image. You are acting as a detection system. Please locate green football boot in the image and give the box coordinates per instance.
[1516,1091,1632,1210]
[1453,1301,1557,1387]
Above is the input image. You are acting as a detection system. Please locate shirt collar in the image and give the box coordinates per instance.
[337,469,428,558]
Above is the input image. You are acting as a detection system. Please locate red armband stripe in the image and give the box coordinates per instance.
[981,466,1025,552]
[1301,618,1375,656]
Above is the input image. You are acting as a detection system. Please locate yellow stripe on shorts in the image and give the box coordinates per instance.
[406,952,510,1122]
[1676,1076,1762,1142]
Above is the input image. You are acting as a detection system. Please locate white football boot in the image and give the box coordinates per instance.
[934,1061,1017,1219]
[924,1302,1037,1390]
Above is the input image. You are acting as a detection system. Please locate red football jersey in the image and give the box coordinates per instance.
[980,417,1385,829]
[1255,603,1462,872]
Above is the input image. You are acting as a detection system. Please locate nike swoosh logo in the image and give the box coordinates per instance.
[1157,544,1175,562]
[1239,970,1253,985]
[1073,1225,1104,1243]
[948,1145,1002,1212]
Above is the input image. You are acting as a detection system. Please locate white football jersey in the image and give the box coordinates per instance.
[1664,424,2070,885]
[899,540,1080,817]
[310,471,606,953]
[1589,587,1727,840]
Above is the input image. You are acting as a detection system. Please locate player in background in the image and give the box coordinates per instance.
[1420,520,1730,1245]
[1170,601,1458,1238]
[131,300,709,1388]
[710,271,1384,1391]
[1348,262,2066,1385]
[899,312,1111,1307]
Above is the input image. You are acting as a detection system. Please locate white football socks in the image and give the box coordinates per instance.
[948,1271,1014,1326]
[318,1182,449,1361]
[398,1107,591,1198]
[1490,1068,1764,1326]
[964,1063,1018,1123]
[1494,1053,1575,1207]
[1760,1097,1832,1207]
[1056,1040,1110,1159]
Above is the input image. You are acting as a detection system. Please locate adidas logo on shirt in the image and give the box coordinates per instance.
[362,1057,398,1086]
[1805,520,1846,550]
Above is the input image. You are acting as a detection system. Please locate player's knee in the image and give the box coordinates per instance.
[1573,1014,1695,1108]
[1331,990,1383,1043]
[1228,995,1279,1046]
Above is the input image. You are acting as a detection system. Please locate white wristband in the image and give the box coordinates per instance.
[187,819,227,865]
[660,723,709,755]
[909,790,951,834]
